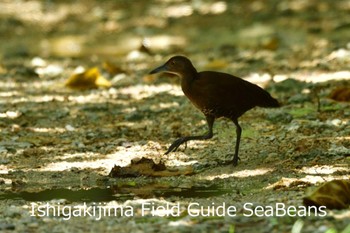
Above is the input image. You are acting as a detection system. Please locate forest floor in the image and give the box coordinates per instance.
[0,0,349,232]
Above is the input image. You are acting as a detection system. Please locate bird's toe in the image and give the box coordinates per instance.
[165,137,187,154]
[232,157,240,166]
[222,154,240,166]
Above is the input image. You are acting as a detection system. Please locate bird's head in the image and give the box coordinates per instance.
[149,56,196,78]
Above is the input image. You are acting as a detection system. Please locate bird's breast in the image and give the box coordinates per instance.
[183,88,223,117]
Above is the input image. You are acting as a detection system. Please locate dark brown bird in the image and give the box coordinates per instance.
[149,56,279,166]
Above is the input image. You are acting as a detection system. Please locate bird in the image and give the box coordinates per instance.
[149,56,280,166]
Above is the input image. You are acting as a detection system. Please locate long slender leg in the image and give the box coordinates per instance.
[232,118,242,166]
[165,115,215,154]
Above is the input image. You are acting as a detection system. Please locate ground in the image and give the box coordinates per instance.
[0,0,349,232]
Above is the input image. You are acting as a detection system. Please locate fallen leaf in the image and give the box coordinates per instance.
[329,87,350,102]
[138,38,153,55]
[0,64,6,74]
[142,74,157,83]
[102,61,126,75]
[65,67,111,90]
[261,37,279,50]
[109,157,194,177]
[204,59,229,69]
[303,180,350,210]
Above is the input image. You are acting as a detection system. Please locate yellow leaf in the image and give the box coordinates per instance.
[65,67,111,90]
[204,59,229,70]
[102,61,126,75]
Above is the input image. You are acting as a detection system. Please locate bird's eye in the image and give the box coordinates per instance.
[171,60,176,65]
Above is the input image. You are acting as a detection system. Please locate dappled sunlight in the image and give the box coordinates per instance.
[246,70,350,86]
[59,152,102,161]
[145,35,187,51]
[45,36,87,58]
[0,111,21,119]
[333,211,350,221]
[266,176,325,190]
[151,1,226,18]
[0,1,81,26]
[37,155,128,174]
[149,102,180,112]
[245,73,274,87]
[28,127,67,133]
[336,136,350,141]
[196,1,227,15]
[0,79,63,104]
[168,219,193,227]
[67,93,110,104]
[0,94,66,105]
[298,165,349,175]
[204,168,273,181]
[0,90,21,97]
[36,142,163,175]
[0,82,183,105]
[119,83,182,100]
[0,165,10,175]
[300,71,350,83]
[266,169,350,190]
[164,3,193,18]
[37,160,108,173]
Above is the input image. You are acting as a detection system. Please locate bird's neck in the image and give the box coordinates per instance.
[180,68,197,92]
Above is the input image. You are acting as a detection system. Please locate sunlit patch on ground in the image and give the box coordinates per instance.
[204,168,273,180]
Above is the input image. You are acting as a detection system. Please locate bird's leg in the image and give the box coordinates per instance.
[231,118,242,166]
[165,115,215,154]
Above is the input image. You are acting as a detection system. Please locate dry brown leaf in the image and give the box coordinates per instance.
[142,74,157,83]
[329,87,350,102]
[65,67,111,90]
[261,37,279,50]
[0,64,6,74]
[109,157,194,177]
[303,179,350,210]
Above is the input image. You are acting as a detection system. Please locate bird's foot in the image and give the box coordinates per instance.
[232,156,240,167]
[165,137,188,154]
[220,154,240,166]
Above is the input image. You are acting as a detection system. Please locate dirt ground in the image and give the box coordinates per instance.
[0,0,349,232]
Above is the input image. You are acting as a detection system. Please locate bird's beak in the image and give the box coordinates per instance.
[149,64,168,75]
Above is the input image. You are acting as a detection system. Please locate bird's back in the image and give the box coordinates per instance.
[183,71,279,119]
